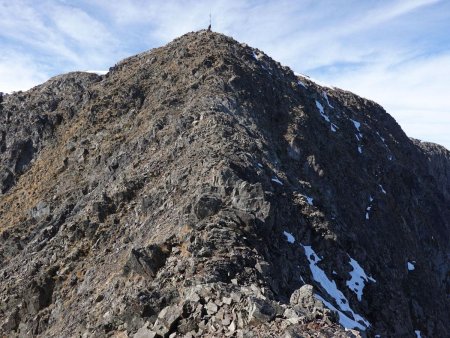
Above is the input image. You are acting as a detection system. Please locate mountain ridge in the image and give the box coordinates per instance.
[0,30,448,337]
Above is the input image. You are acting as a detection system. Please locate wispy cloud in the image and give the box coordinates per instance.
[0,0,448,148]
[0,50,49,92]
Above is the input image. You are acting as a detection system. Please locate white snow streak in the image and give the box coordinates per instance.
[85,70,108,75]
[302,245,370,330]
[295,73,335,89]
[315,100,330,122]
[323,91,334,108]
[316,100,338,132]
[350,119,361,131]
[271,177,283,185]
[366,196,373,220]
[298,80,307,89]
[283,231,295,244]
[346,257,376,301]
[315,294,367,331]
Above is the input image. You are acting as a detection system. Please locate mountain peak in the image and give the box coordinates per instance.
[0,32,448,337]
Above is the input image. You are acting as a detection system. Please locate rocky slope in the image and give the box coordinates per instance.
[0,30,449,337]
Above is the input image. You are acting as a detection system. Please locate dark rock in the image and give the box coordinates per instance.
[247,297,277,324]
[13,139,36,174]
[0,167,14,194]
[123,244,169,278]
[193,194,222,220]
[24,275,55,316]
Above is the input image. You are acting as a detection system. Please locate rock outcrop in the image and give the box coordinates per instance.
[0,30,448,337]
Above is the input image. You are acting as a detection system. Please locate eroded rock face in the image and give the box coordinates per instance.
[412,138,450,200]
[0,30,448,337]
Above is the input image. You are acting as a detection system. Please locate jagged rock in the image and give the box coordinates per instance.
[123,244,169,278]
[153,305,183,337]
[247,297,277,325]
[193,194,222,220]
[24,275,54,316]
[290,284,324,312]
[0,167,14,194]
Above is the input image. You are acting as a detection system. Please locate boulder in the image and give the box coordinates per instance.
[153,305,183,337]
[133,322,156,338]
[247,297,277,325]
[290,284,324,312]
[123,244,169,278]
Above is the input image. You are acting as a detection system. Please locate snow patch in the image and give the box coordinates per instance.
[298,80,307,89]
[295,73,335,89]
[346,257,376,301]
[257,163,263,168]
[322,91,334,108]
[376,131,385,143]
[315,100,338,132]
[365,196,373,220]
[315,294,367,331]
[283,231,295,244]
[358,146,362,154]
[85,70,108,75]
[379,184,387,194]
[302,245,370,330]
[350,119,361,131]
[407,261,416,271]
[299,194,314,205]
[271,177,283,185]
[415,330,422,338]
[315,100,330,122]
[376,131,394,161]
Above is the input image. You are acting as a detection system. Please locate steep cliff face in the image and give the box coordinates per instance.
[0,31,448,338]
[412,138,450,201]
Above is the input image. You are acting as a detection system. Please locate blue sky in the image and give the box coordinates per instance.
[1,0,449,148]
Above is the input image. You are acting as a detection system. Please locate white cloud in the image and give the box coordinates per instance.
[0,50,48,93]
[51,6,115,48]
[0,1,82,64]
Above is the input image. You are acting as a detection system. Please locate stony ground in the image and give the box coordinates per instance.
[0,31,448,337]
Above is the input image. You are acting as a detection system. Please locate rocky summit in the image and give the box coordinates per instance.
[0,30,449,338]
